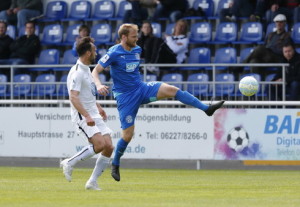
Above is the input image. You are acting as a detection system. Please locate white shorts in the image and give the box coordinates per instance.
[76,118,112,139]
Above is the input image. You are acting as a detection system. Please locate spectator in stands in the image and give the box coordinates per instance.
[0,21,13,61]
[72,24,90,57]
[123,0,156,28]
[243,14,293,76]
[9,21,40,65]
[271,43,300,101]
[165,19,189,64]
[257,0,300,26]
[219,0,257,22]
[151,0,189,23]
[137,21,163,73]
[0,0,42,30]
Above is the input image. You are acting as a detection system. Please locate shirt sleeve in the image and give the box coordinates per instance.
[166,36,189,54]
[98,50,114,68]
[69,71,83,92]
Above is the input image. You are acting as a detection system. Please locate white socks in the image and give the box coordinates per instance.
[67,145,96,167]
[88,154,111,182]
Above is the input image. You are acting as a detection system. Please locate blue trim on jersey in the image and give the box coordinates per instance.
[98,44,143,94]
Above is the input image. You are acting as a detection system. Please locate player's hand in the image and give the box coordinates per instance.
[85,115,95,126]
[97,85,109,96]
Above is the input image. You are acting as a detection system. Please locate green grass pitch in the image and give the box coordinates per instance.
[0,167,299,207]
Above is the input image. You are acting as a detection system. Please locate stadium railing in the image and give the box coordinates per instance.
[0,63,293,108]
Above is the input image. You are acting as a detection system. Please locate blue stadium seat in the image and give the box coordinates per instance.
[165,23,175,36]
[214,73,235,96]
[151,22,162,38]
[91,23,113,45]
[62,0,91,21]
[292,23,300,44]
[18,25,39,37]
[240,47,254,63]
[33,74,56,97]
[111,0,132,20]
[235,22,264,44]
[30,49,60,71]
[239,47,254,71]
[140,74,157,82]
[0,74,7,96]
[62,49,77,65]
[215,0,232,17]
[41,24,63,45]
[161,73,183,90]
[266,22,288,39]
[192,0,215,18]
[6,25,16,39]
[62,24,81,45]
[11,74,31,96]
[212,22,237,44]
[89,0,116,20]
[59,49,78,71]
[189,22,212,44]
[180,47,211,70]
[214,47,237,70]
[39,1,68,22]
[187,73,210,96]
[55,74,68,97]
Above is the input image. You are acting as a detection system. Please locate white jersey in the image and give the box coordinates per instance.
[165,35,189,64]
[67,60,101,122]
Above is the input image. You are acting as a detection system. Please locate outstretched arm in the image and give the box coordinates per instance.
[92,64,110,95]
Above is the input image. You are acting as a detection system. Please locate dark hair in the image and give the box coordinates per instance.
[141,20,153,35]
[25,20,36,27]
[0,20,7,28]
[283,42,295,50]
[76,36,95,57]
[79,24,90,35]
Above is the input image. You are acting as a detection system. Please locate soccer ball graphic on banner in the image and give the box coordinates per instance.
[227,127,249,152]
[239,76,259,96]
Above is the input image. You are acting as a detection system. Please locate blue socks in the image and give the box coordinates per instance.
[112,138,128,166]
[175,90,209,111]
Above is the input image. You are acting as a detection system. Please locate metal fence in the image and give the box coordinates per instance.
[0,63,297,108]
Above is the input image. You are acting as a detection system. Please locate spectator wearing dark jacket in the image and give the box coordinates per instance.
[137,21,163,63]
[271,43,300,101]
[9,21,40,64]
[137,21,164,74]
[257,0,300,25]
[0,21,13,60]
[243,14,293,76]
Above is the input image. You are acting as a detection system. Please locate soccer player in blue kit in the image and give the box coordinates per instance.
[92,24,225,182]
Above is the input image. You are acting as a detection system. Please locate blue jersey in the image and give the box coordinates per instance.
[98,44,143,96]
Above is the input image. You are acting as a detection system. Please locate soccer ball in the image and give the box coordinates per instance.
[227,127,249,152]
[239,76,259,96]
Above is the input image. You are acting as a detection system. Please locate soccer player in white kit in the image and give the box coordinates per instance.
[60,37,114,190]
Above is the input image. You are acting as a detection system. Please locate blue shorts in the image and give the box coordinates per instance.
[115,81,162,129]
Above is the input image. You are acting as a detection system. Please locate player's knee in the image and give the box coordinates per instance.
[105,142,114,154]
[93,139,105,153]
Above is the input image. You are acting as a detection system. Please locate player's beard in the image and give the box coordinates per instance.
[89,55,95,64]
[126,40,136,48]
